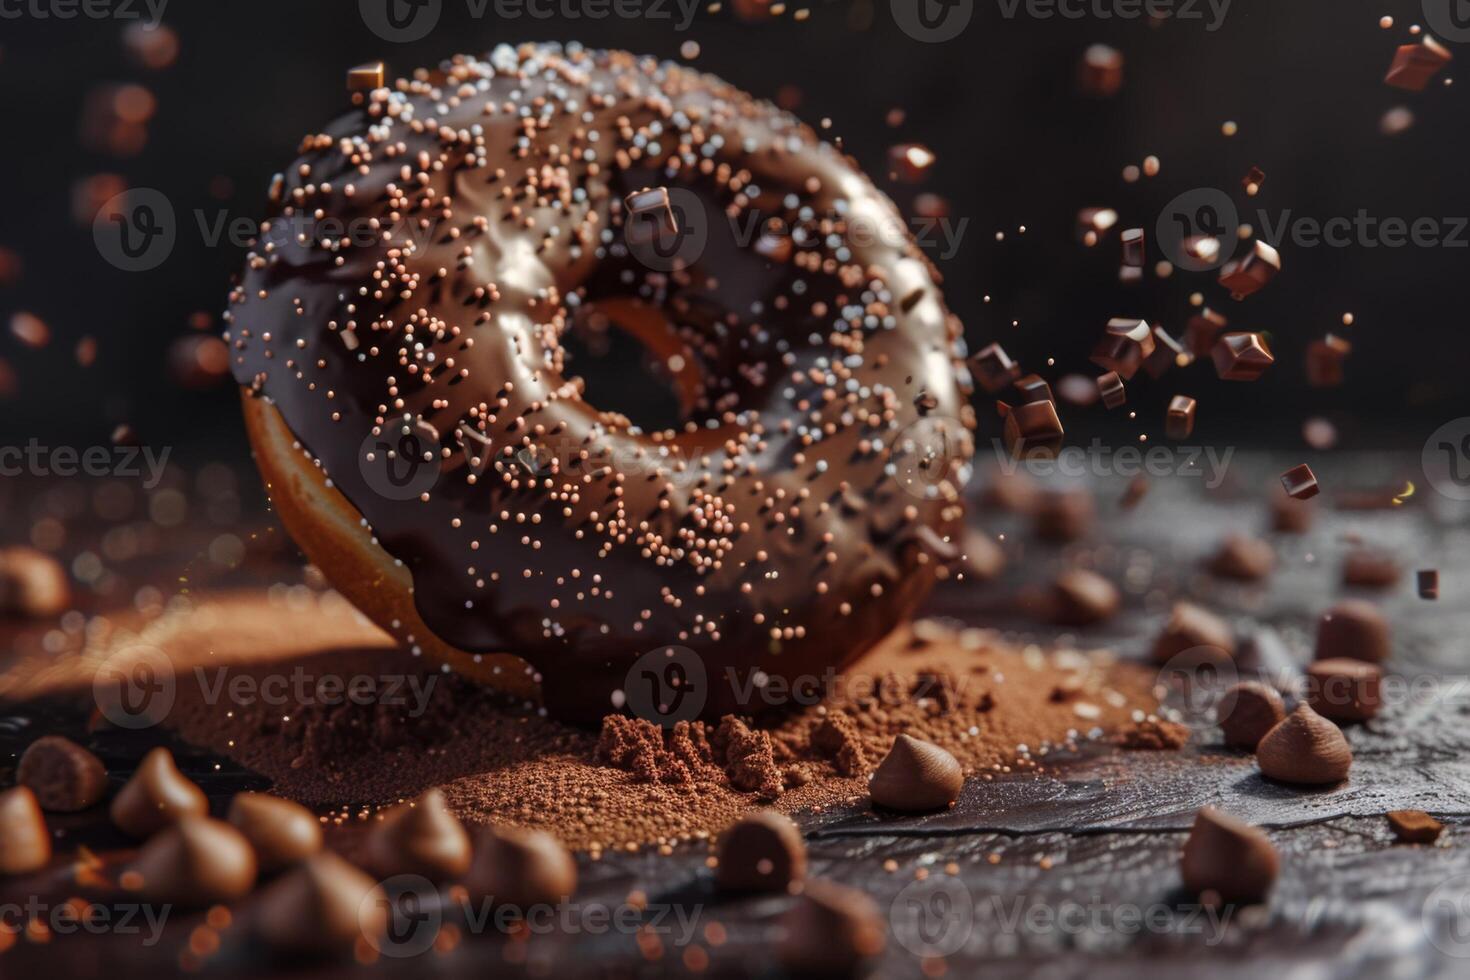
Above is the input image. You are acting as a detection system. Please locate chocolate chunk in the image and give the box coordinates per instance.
[18,735,107,812]
[957,528,1005,581]
[1304,658,1383,723]
[777,880,886,976]
[1217,241,1281,299]
[1184,308,1228,357]
[463,826,576,911]
[1165,395,1196,440]
[715,811,807,894]
[110,746,208,839]
[1419,569,1439,600]
[623,187,676,245]
[1144,326,1191,378]
[227,792,323,873]
[255,853,387,954]
[1002,399,1064,457]
[1097,371,1126,409]
[1305,334,1351,387]
[1033,489,1095,542]
[366,788,472,880]
[1090,318,1156,380]
[1385,36,1452,92]
[868,734,963,812]
[0,546,71,619]
[1013,373,1053,404]
[1315,599,1390,663]
[1049,569,1120,626]
[1180,807,1278,906]
[1217,682,1286,750]
[126,816,257,906]
[1212,331,1274,380]
[969,343,1020,394]
[1152,602,1235,664]
[0,787,51,875]
[1342,549,1400,588]
[347,62,385,93]
[1256,704,1352,785]
[1120,227,1145,266]
[1209,533,1275,581]
[1077,44,1124,98]
[1386,810,1443,844]
[1280,463,1319,500]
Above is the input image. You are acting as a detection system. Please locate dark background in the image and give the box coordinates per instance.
[0,0,1464,456]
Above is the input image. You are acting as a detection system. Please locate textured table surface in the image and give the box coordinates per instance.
[3,451,1470,978]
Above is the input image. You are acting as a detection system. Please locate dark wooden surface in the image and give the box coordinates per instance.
[3,451,1470,978]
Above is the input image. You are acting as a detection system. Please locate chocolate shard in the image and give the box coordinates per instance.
[1097,371,1126,410]
[1090,318,1156,380]
[1165,395,1196,440]
[0,787,51,876]
[125,816,258,907]
[1385,36,1452,92]
[110,746,209,839]
[1304,658,1383,723]
[1012,373,1053,404]
[1217,682,1286,750]
[1217,241,1281,299]
[255,852,388,954]
[1212,331,1274,380]
[1280,463,1319,500]
[1180,807,1278,906]
[1256,703,1352,785]
[228,792,324,873]
[18,735,107,813]
[968,342,1021,394]
[868,734,964,812]
[1002,399,1064,458]
[1315,599,1391,664]
[778,880,886,975]
[715,811,807,894]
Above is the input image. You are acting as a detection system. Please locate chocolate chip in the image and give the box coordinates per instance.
[463,826,576,911]
[1256,703,1352,785]
[1151,602,1235,664]
[228,792,323,873]
[17,735,107,812]
[110,746,208,839]
[868,734,963,812]
[1304,659,1383,723]
[366,788,472,880]
[1217,682,1286,750]
[1048,569,1120,626]
[1209,533,1275,581]
[125,816,257,906]
[1315,599,1390,664]
[1033,488,1095,542]
[0,546,71,619]
[0,787,51,876]
[716,811,807,894]
[1342,549,1400,588]
[777,880,886,976]
[255,853,387,954]
[1180,807,1278,906]
[1386,810,1443,845]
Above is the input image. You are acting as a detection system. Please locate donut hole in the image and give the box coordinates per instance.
[562,300,695,433]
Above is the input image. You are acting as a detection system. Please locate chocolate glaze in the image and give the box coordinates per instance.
[225,44,972,719]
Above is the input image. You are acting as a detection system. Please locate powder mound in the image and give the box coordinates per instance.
[715,717,784,799]
[1115,717,1191,750]
[595,716,724,787]
[812,711,868,776]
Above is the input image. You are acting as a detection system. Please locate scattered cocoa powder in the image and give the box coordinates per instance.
[1114,717,1192,750]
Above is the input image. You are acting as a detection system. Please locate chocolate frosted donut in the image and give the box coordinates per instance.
[225,43,972,720]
